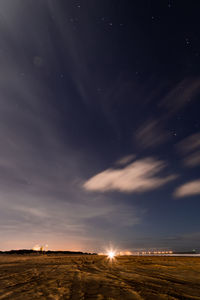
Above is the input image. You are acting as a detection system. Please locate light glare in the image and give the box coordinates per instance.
[108,250,115,259]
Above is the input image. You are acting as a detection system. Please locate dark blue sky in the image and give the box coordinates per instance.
[0,0,200,252]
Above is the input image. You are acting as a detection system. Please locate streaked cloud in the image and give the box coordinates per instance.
[174,179,200,198]
[83,157,176,193]
[0,1,199,252]
[177,132,200,167]
[84,204,143,230]
[160,78,200,115]
[13,205,48,218]
[115,154,136,166]
[135,119,169,148]
[178,132,200,154]
[184,151,200,167]
[0,0,148,252]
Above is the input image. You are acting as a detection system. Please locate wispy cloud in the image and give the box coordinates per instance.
[13,206,48,218]
[174,179,200,198]
[160,78,200,115]
[83,157,177,193]
[84,204,143,230]
[184,151,200,167]
[177,132,200,167]
[134,79,200,150]
[115,154,136,166]
[135,119,169,148]
[178,132,200,154]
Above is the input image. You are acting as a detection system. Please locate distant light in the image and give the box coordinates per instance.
[107,250,115,260]
[33,244,40,251]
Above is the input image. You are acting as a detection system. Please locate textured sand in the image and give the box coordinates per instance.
[0,255,200,299]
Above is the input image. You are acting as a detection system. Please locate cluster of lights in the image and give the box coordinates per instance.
[141,251,173,255]
[101,247,173,258]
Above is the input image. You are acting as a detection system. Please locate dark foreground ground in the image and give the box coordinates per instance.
[0,255,200,300]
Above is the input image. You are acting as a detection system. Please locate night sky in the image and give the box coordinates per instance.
[1,0,200,252]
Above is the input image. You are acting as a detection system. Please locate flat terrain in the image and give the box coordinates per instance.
[0,255,200,300]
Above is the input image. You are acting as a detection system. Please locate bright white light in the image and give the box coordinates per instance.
[108,250,115,259]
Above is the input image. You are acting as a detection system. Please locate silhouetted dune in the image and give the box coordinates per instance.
[0,249,97,255]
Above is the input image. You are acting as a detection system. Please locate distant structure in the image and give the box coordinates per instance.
[32,244,48,253]
[32,245,40,251]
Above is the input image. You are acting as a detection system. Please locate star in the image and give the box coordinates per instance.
[185,38,191,47]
